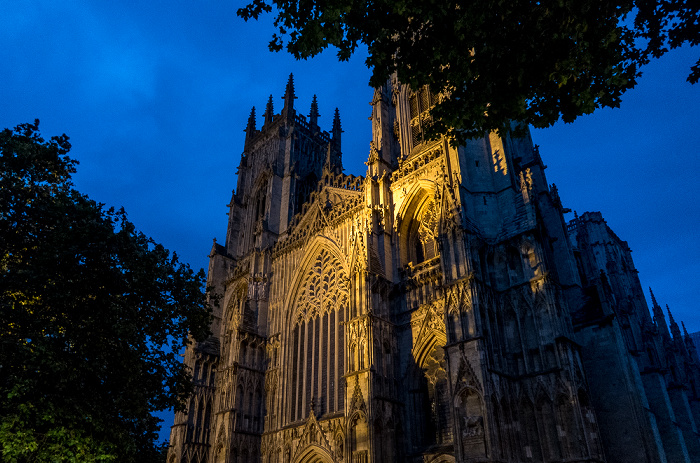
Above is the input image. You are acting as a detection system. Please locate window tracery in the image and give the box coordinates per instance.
[409,86,435,149]
[411,199,439,264]
[288,248,348,422]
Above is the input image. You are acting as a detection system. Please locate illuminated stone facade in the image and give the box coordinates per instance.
[168,76,700,463]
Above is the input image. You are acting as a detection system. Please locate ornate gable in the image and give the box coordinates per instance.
[293,410,333,459]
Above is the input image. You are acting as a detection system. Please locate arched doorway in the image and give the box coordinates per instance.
[292,445,335,463]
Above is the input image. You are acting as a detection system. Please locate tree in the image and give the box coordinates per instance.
[0,121,212,462]
[238,0,699,141]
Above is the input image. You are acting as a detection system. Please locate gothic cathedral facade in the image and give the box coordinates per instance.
[168,76,700,463]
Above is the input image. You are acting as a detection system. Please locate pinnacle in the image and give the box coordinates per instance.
[282,73,296,114]
[246,106,256,132]
[287,73,294,91]
[309,94,319,125]
[264,95,274,125]
[284,73,296,100]
[333,108,342,129]
[649,287,660,308]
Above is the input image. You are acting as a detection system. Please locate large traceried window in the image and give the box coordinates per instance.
[288,248,348,422]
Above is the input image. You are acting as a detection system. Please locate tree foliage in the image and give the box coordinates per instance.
[0,121,212,462]
[238,0,699,140]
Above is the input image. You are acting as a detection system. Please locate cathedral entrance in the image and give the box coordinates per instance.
[292,445,334,463]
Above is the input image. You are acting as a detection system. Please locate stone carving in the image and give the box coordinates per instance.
[170,78,700,463]
[349,376,367,414]
[293,248,348,324]
[461,415,484,437]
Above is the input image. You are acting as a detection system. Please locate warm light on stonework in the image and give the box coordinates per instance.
[168,76,700,463]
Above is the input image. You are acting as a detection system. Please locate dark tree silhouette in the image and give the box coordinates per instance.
[239,0,699,141]
[0,121,212,462]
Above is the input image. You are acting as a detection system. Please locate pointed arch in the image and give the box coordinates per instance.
[395,181,438,264]
[284,237,349,424]
[347,411,369,461]
[519,395,543,461]
[334,429,345,461]
[283,236,349,327]
[454,386,486,459]
[292,445,334,463]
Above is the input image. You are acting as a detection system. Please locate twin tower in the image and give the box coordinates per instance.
[168,75,700,463]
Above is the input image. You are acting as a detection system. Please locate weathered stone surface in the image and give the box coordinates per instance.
[168,79,700,463]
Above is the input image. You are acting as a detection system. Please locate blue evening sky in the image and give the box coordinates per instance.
[2,0,699,443]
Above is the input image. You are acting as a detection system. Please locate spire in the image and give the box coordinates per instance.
[282,73,296,116]
[332,107,342,151]
[309,94,319,127]
[264,95,274,126]
[244,106,256,147]
[650,288,671,340]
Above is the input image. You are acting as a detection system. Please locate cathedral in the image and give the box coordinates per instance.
[168,75,700,463]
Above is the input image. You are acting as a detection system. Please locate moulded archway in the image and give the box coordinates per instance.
[395,182,440,267]
[292,445,335,463]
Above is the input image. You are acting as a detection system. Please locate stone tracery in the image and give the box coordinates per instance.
[169,77,700,463]
[288,247,348,423]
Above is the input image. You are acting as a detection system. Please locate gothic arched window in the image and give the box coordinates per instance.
[288,248,348,422]
[409,86,435,149]
[409,198,439,265]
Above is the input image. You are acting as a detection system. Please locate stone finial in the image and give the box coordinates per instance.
[309,94,319,127]
[264,95,274,126]
[282,73,296,115]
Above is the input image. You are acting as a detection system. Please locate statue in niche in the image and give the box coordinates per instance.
[336,434,344,460]
[461,414,484,437]
[455,388,486,458]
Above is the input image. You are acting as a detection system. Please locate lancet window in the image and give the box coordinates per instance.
[409,86,435,148]
[410,199,439,265]
[288,248,348,422]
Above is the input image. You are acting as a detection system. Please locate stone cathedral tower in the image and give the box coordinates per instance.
[168,76,700,463]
